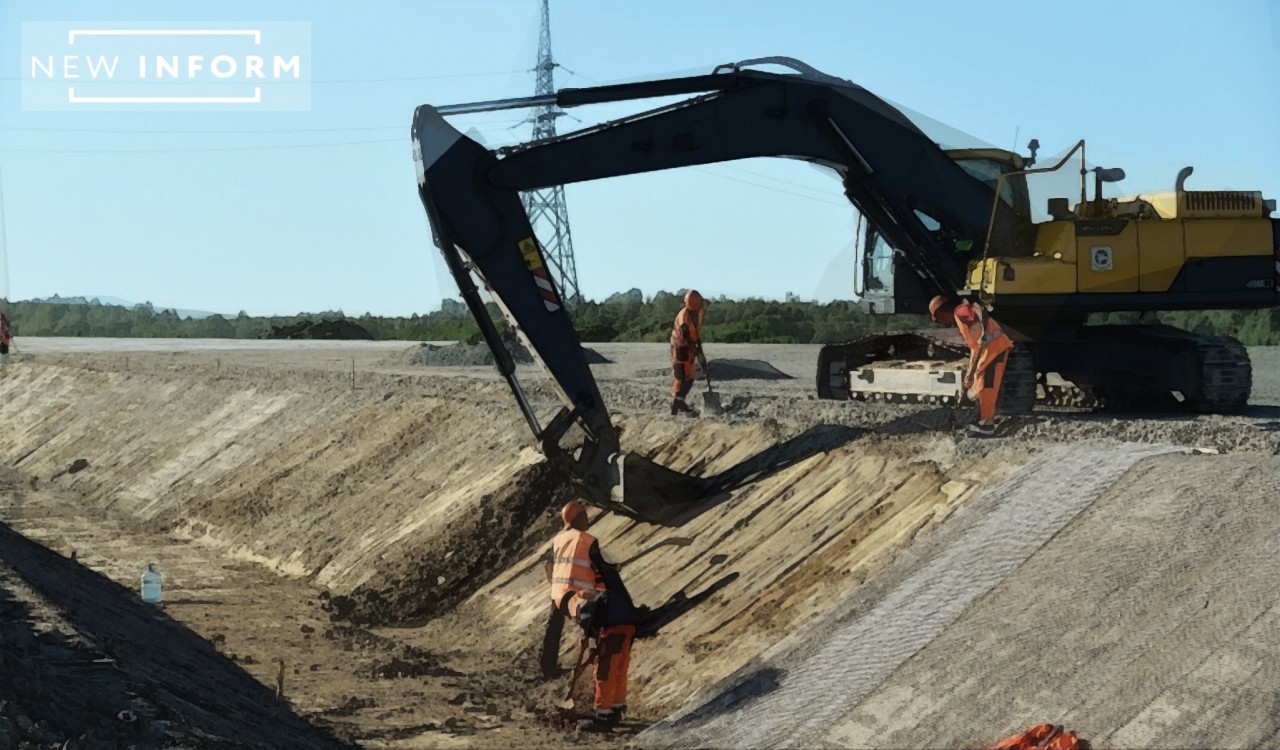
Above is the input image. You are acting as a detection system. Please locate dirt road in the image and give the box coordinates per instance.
[1,339,1277,747]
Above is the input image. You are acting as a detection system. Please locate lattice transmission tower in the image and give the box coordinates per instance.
[521,0,581,306]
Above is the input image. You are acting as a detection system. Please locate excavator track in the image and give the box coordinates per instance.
[1050,327,1252,414]
[1189,335,1252,412]
[817,330,963,402]
[818,328,1253,415]
[816,330,1037,413]
[998,347,1038,413]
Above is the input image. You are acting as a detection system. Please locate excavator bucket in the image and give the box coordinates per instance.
[612,453,709,525]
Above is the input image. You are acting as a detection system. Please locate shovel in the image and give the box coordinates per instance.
[700,365,723,416]
[558,634,595,710]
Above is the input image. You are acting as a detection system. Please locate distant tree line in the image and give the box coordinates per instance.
[3,291,1279,345]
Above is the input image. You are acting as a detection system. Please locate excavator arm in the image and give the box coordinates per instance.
[411,59,1017,521]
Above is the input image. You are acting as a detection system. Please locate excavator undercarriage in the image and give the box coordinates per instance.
[817,327,1251,413]
[816,330,1037,411]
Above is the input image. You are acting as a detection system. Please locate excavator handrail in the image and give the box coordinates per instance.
[978,139,1087,300]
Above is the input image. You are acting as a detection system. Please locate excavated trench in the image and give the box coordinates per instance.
[328,460,574,626]
[1,345,1278,748]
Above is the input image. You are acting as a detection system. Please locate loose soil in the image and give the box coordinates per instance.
[1,339,1277,748]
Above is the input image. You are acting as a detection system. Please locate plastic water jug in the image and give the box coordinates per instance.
[140,563,163,604]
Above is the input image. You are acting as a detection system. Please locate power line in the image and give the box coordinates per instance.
[718,163,843,196]
[691,167,849,207]
[0,118,524,134]
[0,70,526,83]
[311,70,526,83]
[0,137,402,154]
[1,125,404,134]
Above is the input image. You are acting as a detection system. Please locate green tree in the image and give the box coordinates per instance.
[200,314,235,338]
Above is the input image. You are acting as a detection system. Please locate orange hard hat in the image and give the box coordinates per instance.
[684,289,704,310]
[560,500,586,526]
[928,295,951,320]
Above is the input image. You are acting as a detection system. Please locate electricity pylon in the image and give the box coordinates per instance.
[521,0,581,306]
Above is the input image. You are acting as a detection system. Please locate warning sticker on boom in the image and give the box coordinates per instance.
[519,237,562,312]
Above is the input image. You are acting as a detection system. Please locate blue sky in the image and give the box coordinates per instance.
[1,0,1277,316]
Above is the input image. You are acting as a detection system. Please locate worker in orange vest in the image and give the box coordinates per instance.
[545,500,642,730]
[670,289,707,416]
[0,311,11,355]
[929,295,1014,436]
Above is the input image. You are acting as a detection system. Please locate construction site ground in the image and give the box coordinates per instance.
[1,338,1278,749]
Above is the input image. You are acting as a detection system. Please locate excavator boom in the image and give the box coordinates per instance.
[411,59,1020,520]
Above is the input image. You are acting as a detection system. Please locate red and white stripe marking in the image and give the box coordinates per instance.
[533,268,561,312]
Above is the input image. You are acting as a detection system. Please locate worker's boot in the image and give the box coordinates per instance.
[967,421,996,437]
[581,709,620,732]
[671,397,696,416]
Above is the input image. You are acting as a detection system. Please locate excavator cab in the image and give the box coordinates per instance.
[859,146,1035,315]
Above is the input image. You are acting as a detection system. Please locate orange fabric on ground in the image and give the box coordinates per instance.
[1042,731,1084,750]
[989,723,1087,750]
[593,624,635,712]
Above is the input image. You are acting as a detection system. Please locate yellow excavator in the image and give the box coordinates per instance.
[822,139,1275,412]
[412,58,1278,521]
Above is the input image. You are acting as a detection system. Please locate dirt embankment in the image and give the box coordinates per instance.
[0,354,1027,745]
[0,361,551,605]
[328,460,574,626]
[2,345,1279,748]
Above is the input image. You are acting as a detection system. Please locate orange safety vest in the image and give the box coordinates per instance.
[549,529,604,618]
[955,301,1012,364]
[670,307,702,361]
[0,314,10,347]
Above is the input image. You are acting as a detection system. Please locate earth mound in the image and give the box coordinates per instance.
[704,358,795,380]
[260,319,373,341]
[391,341,610,367]
[583,348,611,364]
[392,341,534,367]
